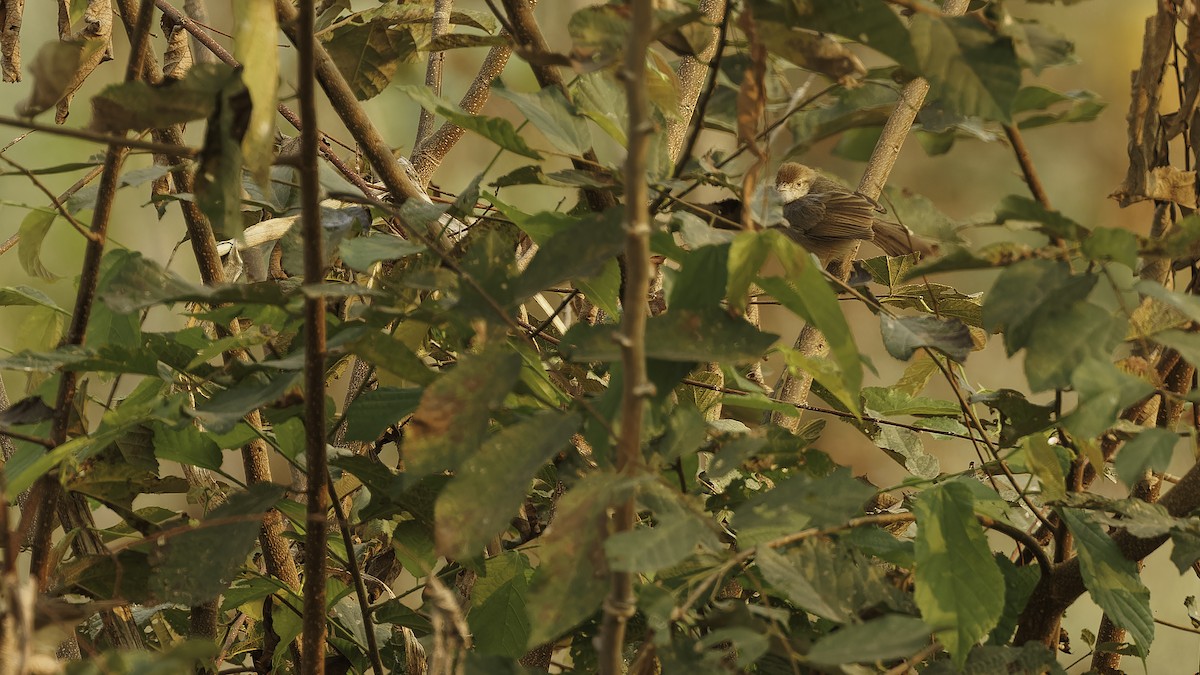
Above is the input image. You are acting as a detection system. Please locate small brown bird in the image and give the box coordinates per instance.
[774,162,936,264]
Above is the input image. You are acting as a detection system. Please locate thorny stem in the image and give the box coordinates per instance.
[598,1,654,672]
[295,0,330,671]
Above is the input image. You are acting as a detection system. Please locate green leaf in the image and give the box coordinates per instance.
[971,388,1055,447]
[398,85,542,159]
[152,423,224,471]
[752,0,918,71]
[514,208,624,301]
[195,74,251,240]
[89,63,238,133]
[404,344,523,478]
[559,307,777,364]
[494,83,592,156]
[1023,303,1124,391]
[321,14,416,99]
[1114,428,1179,489]
[911,15,1021,123]
[468,552,535,658]
[1023,434,1068,501]
[233,0,278,184]
[1094,228,1137,267]
[993,194,1086,241]
[862,387,959,417]
[350,330,436,386]
[339,233,425,272]
[1014,87,1104,129]
[988,556,1042,645]
[1060,359,1154,440]
[343,387,423,443]
[526,473,634,646]
[806,614,932,667]
[193,372,302,435]
[0,285,67,314]
[435,411,580,560]
[668,244,729,312]
[784,84,897,156]
[875,424,939,479]
[1062,508,1154,652]
[604,482,720,574]
[16,37,107,117]
[17,209,59,280]
[880,314,973,363]
[756,539,908,624]
[733,467,874,546]
[913,482,1005,666]
[150,483,285,605]
[754,232,862,407]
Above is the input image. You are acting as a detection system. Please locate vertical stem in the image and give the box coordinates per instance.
[413,0,451,151]
[24,1,156,651]
[295,0,329,672]
[598,1,654,673]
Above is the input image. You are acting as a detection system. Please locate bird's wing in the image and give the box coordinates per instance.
[796,192,875,241]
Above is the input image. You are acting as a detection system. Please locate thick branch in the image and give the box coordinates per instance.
[295,0,331,671]
[411,42,512,184]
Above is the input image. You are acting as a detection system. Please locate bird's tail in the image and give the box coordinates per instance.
[872,219,938,259]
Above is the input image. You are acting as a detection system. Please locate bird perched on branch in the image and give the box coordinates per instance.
[773,162,936,264]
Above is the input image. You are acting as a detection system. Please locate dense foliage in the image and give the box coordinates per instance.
[1,0,1196,674]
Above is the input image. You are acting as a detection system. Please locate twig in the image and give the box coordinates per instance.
[0,154,97,241]
[326,474,386,674]
[0,114,198,156]
[1003,124,1051,209]
[882,641,943,675]
[529,289,579,339]
[1154,617,1200,635]
[598,2,654,672]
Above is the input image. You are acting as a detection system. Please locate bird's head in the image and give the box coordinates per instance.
[774,162,819,202]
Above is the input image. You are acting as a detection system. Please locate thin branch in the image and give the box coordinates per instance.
[0,114,198,155]
[1003,124,1051,209]
[326,474,386,675]
[0,154,97,241]
[882,641,943,675]
[529,289,579,339]
[598,2,654,672]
